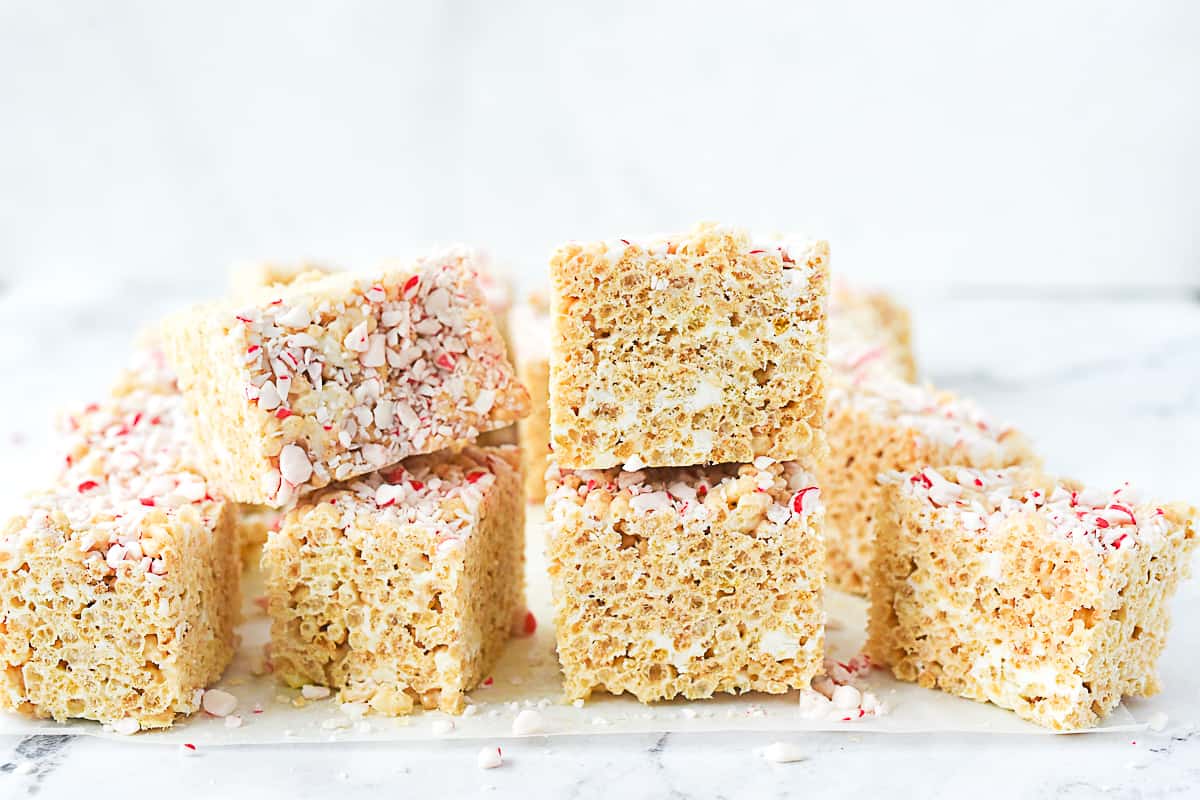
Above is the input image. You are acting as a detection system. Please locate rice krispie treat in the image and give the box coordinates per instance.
[545,457,825,702]
[264,445,524,715]
[0,350,240,731]
[867,466,1197,730]
[822,377,1036,594]
[228,260,335,298]
[236,505,281,565]
[549,223,829,470]
[828,281,917,383]
[512,292,551,502]
[230,253,519,449]
[163,251,530,506]
[472,259,519,447]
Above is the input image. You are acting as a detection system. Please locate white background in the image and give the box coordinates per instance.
[2,0,1198,295]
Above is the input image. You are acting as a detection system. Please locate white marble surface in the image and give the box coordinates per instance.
[0,280,1198,798]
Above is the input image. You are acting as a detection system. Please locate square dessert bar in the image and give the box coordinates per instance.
[549,223,830,469]
[512,292,551,502]
[0,349,240,731]
[822,376,1036,594]
[228,260,334,299]
[867,466,1197,730]
[469,257,520,447]
[264,445,524,715]
[828,281,917,383]
[545,458,825,702]
[228,254,520,449]
[164,248,531,506]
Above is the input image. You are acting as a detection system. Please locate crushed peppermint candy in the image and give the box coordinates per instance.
[762,741,807,763]
[512,609,537,637]
[796,656,886,722]
[548,459,820,528]
[892,467,1178,552]
[829,375,1029,466]
[201,688,238,717]
[300,684,331,700]
[305,447,507,554]
[476,746,503,769]
[511,708,545,736]
[215,250,526,504]
[3,347,222,580]
[111,718,140,736]
[827,281,912,383]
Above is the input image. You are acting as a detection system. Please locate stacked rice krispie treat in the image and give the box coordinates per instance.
[511,292,551,502]
[0,347,241,731]
[549,223,829,469]
[264,445,524,714]
[193,248,530,717]
[867,466,1197,729]
[546,459,825,701]
[229,251,519,450]
[820,377,1037,594]
[163,250,529,506]
[545,223,831,702]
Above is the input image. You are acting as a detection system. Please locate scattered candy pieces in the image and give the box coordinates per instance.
[762,742,806,763]
[201,688,238,717]
[511,709,545,736]
[300,684,331,700]
[111,718,140,736]
[477,746,503,769]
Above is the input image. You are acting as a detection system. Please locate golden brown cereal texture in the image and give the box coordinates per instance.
[264,445,524,715]
[866,468,1197,730]
[829,282,917,382]
[228,260,336,299]
[0,502,240,730]
[545,459,824,703]
[518,356,550,503]
[549,223,829,470]
[822,378,1037,595]
[473,267,519,447]
[236,505,280,566]
[1,347,242,730]
[510,291,551,502]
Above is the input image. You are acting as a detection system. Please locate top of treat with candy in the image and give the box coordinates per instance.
[827,280,912,383]
[547,456,822,529]
[292,445,518,559]
[890,466,1194,553]
[551,222,827,290]
[164,247,530,506]
[3,347,220,579]
[830,376,1032,465]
